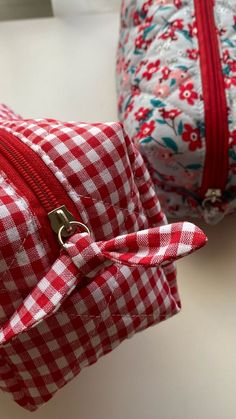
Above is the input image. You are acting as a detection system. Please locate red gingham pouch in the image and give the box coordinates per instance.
[0,106,207,411]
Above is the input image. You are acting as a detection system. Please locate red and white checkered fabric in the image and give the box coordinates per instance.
[0,105,207,411]
[0,104,22,121]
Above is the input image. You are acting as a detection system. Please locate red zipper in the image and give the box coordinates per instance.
[0,128,81,260]
[194,0,229,202]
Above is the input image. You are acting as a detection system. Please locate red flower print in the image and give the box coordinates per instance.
[161,66,171,80]
[131,85,140,96]
[137,60,147,71]
[126,102,133,113]
[182,124,202,151]
[223,50,231,64]
[230,62,236,73]
[161,26,177,40]
[223,49,233,65]
[230,130,236,146]
[160,109,181,119]
[217,28,226,36]
[230,163,236,175]
[174,0,182,7]
[187,49,199,60]
[135,35,145,49]
[172,19,184,30]
[145,39,152,49]
[120,60,130,74]
[143,60,160,80]
[142,0,152,16]
[135,107,150,121]
[124,101,134,118]
[135,36,151,50]
[138,120,155,138]
[179,83,198,105]
[187,196,198,209]
[139,16,154,32]
[133,11,141,26]
[188,20,198,37]
[154,83,170,98]
[224,76,236,89]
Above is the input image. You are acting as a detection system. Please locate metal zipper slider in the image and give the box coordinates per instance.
[202,189,224,224]
[48,205,76,237]
[203,188,222,205]
[48,205,90,247]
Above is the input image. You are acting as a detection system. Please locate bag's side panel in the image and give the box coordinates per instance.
[1,121,143,239]
[213,2,236,198]
[0,120,180,411]
[0,174,53,410]
[123,129,179,304]
[0,174,51,322]
[0,104,22,121]
[117,0,205,217]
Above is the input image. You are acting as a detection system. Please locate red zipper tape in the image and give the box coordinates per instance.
[194,0,229,198]
[0,128,81,259]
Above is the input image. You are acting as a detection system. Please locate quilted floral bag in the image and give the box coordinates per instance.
[117,0,236,223]
[0,105,206,410]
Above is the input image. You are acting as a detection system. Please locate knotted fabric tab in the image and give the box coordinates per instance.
[66,222,206,270]
[65,234,107,278]
[0,222,206,344]
[98,222,205,266]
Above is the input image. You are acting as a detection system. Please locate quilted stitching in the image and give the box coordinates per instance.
[213,1,236,192]
[0,107,206,410]
[117,0,236,219]
[117,0,205,217]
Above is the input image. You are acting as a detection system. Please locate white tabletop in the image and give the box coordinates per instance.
[0,9,236,419]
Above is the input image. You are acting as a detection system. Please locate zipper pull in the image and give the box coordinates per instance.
[202,189,224,224]
[48,205,90,247]
[203,188,222,205]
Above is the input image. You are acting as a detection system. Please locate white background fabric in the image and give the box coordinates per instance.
[0,2,236,418]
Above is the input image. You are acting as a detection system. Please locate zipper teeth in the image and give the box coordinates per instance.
[205,1,218,182]
[202,0,221,190]
[195,0,229,199]
[0,128,83,256]
[207,1,222,183]
[0,138,59,213]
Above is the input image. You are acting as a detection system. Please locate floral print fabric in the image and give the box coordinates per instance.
[116,0,236,220]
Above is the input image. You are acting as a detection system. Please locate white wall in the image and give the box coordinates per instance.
[0,14,119,121]
[0,5,236,419]
[52,0,121,15]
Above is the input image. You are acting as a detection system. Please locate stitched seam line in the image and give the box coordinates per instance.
[2,126,142,217]
[0,174,34,280]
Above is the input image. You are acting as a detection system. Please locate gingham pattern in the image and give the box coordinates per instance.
[0,109,207,410]
[0,222,206,346]
[0,104,22,121]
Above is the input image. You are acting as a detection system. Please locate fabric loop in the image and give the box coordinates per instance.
[0,221,206,345]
